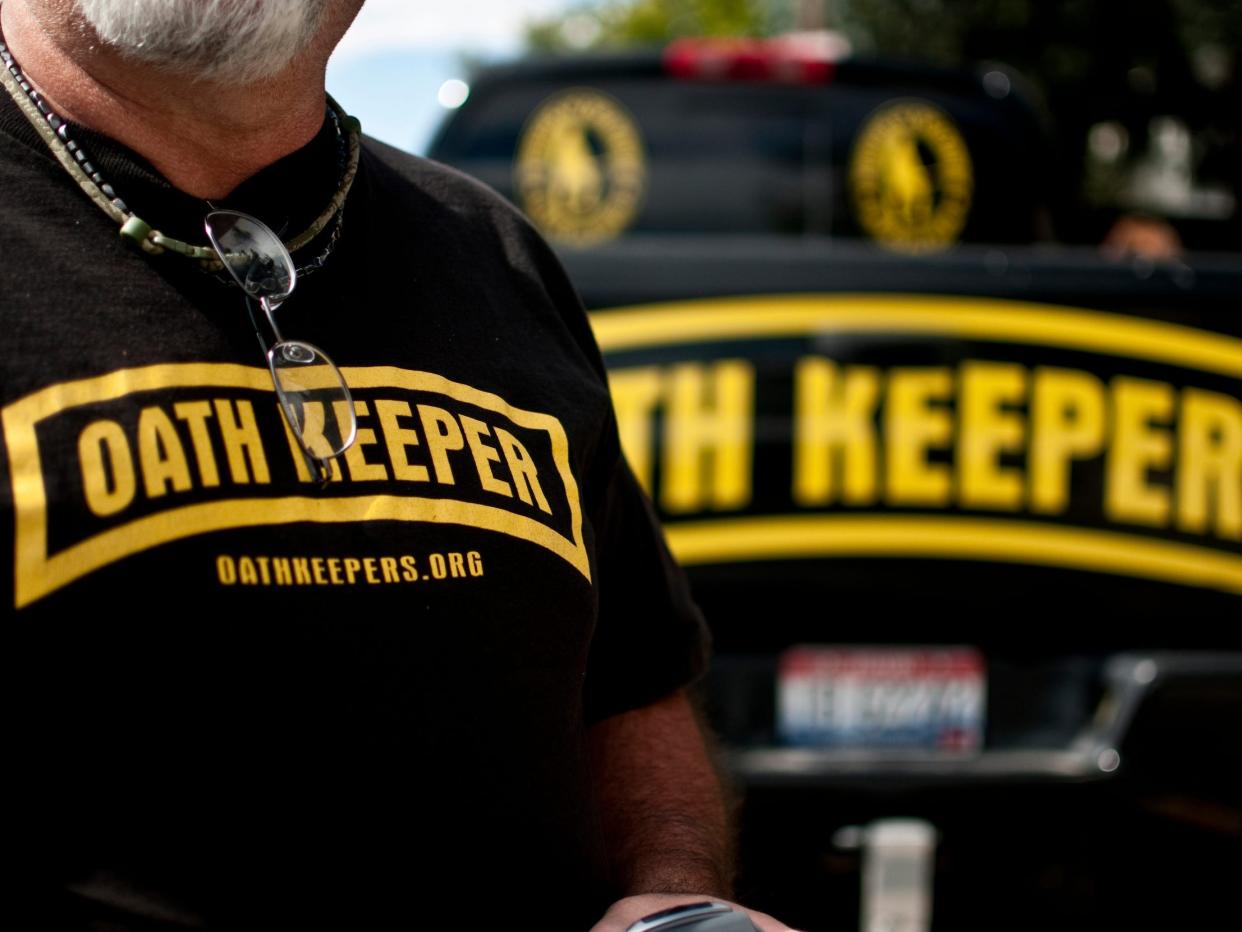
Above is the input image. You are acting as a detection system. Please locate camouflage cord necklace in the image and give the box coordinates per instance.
[0,31,361,276]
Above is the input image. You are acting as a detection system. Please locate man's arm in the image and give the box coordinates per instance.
[586,689,792,932]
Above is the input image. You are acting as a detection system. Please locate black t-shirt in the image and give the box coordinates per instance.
[0,91,708,930]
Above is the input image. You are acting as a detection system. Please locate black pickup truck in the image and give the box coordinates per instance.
[428,37,1242,932]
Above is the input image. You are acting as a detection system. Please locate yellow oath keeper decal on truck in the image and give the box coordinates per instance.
[850,100,973,253]
[590,295,1242,596]
[3,364,589,608]
[515,89,647,247]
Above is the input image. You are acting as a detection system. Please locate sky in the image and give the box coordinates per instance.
[326,0,574,155]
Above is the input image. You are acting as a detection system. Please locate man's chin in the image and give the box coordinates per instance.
[74,0,333,83]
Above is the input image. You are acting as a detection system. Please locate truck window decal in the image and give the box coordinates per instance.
[591,294,1242,596]
[850,101,974,253]
[515,89,647,247]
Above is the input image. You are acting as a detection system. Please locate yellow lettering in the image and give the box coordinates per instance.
[661,360,755,513]
[495,427,552,514]
[217,555,237,585]
[328,558,344,585]
[374,399,430,482]
[78,420,136,518]
[1029,367,1107,514]
[341,400,389,482]
[281,407,342,483]
[213,399,270,484]
[429,553,448,579]
[255,557,271,585]
[958,362,1026,510]
[460,415,513,498]
[400,555,419,582]
[608,367,663,493]
[292,401,333,461]
[292,558,312,585]
[137,406,193,499]
[173,401,221,487]
[344,557,362,584]
[449,552,467,578]
[238,557,258,585]
[1177,388,1242,539]
[467,551,484,577]
[792,358,880,506]
[1107,377,1174,527]
[364,557,381,584]
[273,558,293,586]
[381,556,401,583]
[417,405,465,485]
[312,557,328,585]
[885,368,953,506]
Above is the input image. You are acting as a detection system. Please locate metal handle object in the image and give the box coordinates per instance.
[625,901,760,932]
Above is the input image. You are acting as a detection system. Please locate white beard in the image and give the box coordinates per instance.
[75,0,332,82]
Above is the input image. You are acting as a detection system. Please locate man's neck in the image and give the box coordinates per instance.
[1,0,348,199]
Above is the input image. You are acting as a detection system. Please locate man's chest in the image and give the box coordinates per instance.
[1,236,609,633]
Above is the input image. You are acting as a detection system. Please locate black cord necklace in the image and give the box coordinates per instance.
[0,28,361,276]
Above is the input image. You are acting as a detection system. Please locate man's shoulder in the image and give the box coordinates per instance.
[357,135,585,310]
[357,136,606,379]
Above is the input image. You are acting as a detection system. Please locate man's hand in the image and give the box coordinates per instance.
[591,894,796,932]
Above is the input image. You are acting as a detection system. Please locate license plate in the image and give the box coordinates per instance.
[778,646,986,751]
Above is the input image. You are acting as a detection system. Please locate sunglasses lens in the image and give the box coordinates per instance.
[269,340,357,461]
[205,210,296,300]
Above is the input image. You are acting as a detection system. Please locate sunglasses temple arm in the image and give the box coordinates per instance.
[306,450,333,488]
[243,296,272,357]
[259,296,286,343]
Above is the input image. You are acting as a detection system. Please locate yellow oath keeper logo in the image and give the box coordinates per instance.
[2,364,590,608]
[515,89,646,247]
[850,100,973,253]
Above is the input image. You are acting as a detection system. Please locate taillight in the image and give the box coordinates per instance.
[662,33,849,85]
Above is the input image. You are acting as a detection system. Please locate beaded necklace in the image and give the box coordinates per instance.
[0,30,361,276]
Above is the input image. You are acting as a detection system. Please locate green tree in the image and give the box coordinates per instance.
[525,1,986,56]
[526,0,793,52]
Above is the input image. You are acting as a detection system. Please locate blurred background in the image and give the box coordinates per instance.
[330,0,1240,254]
[331,3,1241,931]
